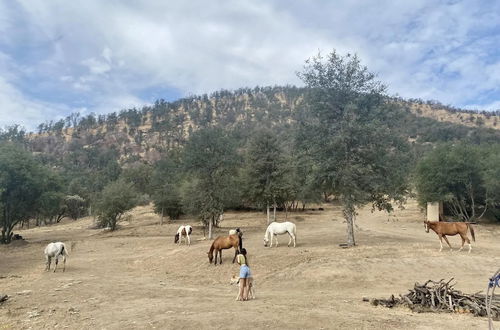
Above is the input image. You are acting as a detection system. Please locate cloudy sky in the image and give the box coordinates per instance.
[1,0,499,129]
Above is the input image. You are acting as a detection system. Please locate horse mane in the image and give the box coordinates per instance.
[208,241,215,254]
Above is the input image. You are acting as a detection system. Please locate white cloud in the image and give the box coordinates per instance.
[0,0,499,129]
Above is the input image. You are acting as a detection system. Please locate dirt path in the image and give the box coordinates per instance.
[1,201,499,329]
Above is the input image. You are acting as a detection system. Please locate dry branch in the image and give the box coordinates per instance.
[368,278,500,320]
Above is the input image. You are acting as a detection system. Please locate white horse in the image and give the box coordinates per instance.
[174,225,193,246]
[264,222,297,248]
[44,242,68,272]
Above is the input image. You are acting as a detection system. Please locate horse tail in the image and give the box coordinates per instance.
[61,244,68,256]
[468,223,476,242]
[174,233,179,244]
[239,236,243,252]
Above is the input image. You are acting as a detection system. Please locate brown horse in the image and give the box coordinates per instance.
[424,221,475,253]
[207,234,240,265]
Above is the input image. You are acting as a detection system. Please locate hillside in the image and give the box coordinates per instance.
[1,201,498,328]
[17,86,500,165]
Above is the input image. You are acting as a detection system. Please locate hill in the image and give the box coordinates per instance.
[15,86,500,165]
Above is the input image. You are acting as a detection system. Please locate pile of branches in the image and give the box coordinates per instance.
[367,278,500,320]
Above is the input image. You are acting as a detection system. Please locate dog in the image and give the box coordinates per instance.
[230,275,255,300]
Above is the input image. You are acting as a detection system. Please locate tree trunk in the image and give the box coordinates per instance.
[273,201,276,222]
[267,202,271,224]
[343,203,356,247]
[208,217,213,239]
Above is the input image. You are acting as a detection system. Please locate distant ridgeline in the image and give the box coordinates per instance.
[2,86,500,165]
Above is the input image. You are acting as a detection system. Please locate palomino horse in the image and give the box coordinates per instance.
[207,234,240,265]
[174,225,193,246]
[424,221,475,253]
[264,221,297,248]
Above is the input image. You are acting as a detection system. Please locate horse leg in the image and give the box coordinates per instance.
[292,233,296,248]
[46,256,51,271]
[438,236,443,252]
[288,233,292,247]
[464,235,472,253]
[219,250,223,264]
[187,234,191,246]
[233,247,238,263]
[63,255,66,272]
[274,235,279,248]
[458,235,465,252]
[442,235,453,251]
[54,256,59,272]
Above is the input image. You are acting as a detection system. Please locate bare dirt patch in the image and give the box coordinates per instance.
[1,201,499,329]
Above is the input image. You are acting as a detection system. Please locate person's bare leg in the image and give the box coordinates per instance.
[243,277,251,300]
[238,278,247,301]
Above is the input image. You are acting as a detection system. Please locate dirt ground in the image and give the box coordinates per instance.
[1,200,499,329]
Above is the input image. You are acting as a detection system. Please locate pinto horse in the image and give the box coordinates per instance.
[424,221,475,253]
[207,234,240,265]
[174,225,193,246]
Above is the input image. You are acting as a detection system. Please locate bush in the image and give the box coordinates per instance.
[96,180,137,230]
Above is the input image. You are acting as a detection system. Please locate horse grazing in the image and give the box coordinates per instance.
[207,234,240,265]
[264,221,297,248]
[424,221,476,253]
[174,225,193,246]
[44,242,68,272]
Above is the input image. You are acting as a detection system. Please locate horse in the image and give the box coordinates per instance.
[264,221,297,248]
[229,228,243,250]
[424,220,476,253]
[44,242,68,272]
[207,234,240,265]
[174,225,193,246]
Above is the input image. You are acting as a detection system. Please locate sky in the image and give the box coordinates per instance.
[1,0,500,130]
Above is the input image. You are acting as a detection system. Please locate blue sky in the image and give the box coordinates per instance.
[1,0,500,129]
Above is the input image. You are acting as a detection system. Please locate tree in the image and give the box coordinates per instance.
[243,129,289,223]
[121,163,153,195]
[0,143,54,243]
[415,143,490,221]
[64,195,86,220]
[96,180,137,230]
[182,127,239,238]
[297,51,410,246]
[151,150,183,223]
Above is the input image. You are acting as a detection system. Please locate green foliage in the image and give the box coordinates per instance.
[298,50,411,246]
[182,127,239,228]
[64,195,86,220]
[415,143,499,221]
[96,180,137,230]
[242,128,299,215]
[151,150,183,220]
[120,163,152,195]
[0,143,58,243]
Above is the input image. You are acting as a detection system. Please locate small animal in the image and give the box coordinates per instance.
[230,275,255,300]
[44,242,68,272]
[174,225,193,246]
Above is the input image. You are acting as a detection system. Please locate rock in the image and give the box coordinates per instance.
[16,290,32,295]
